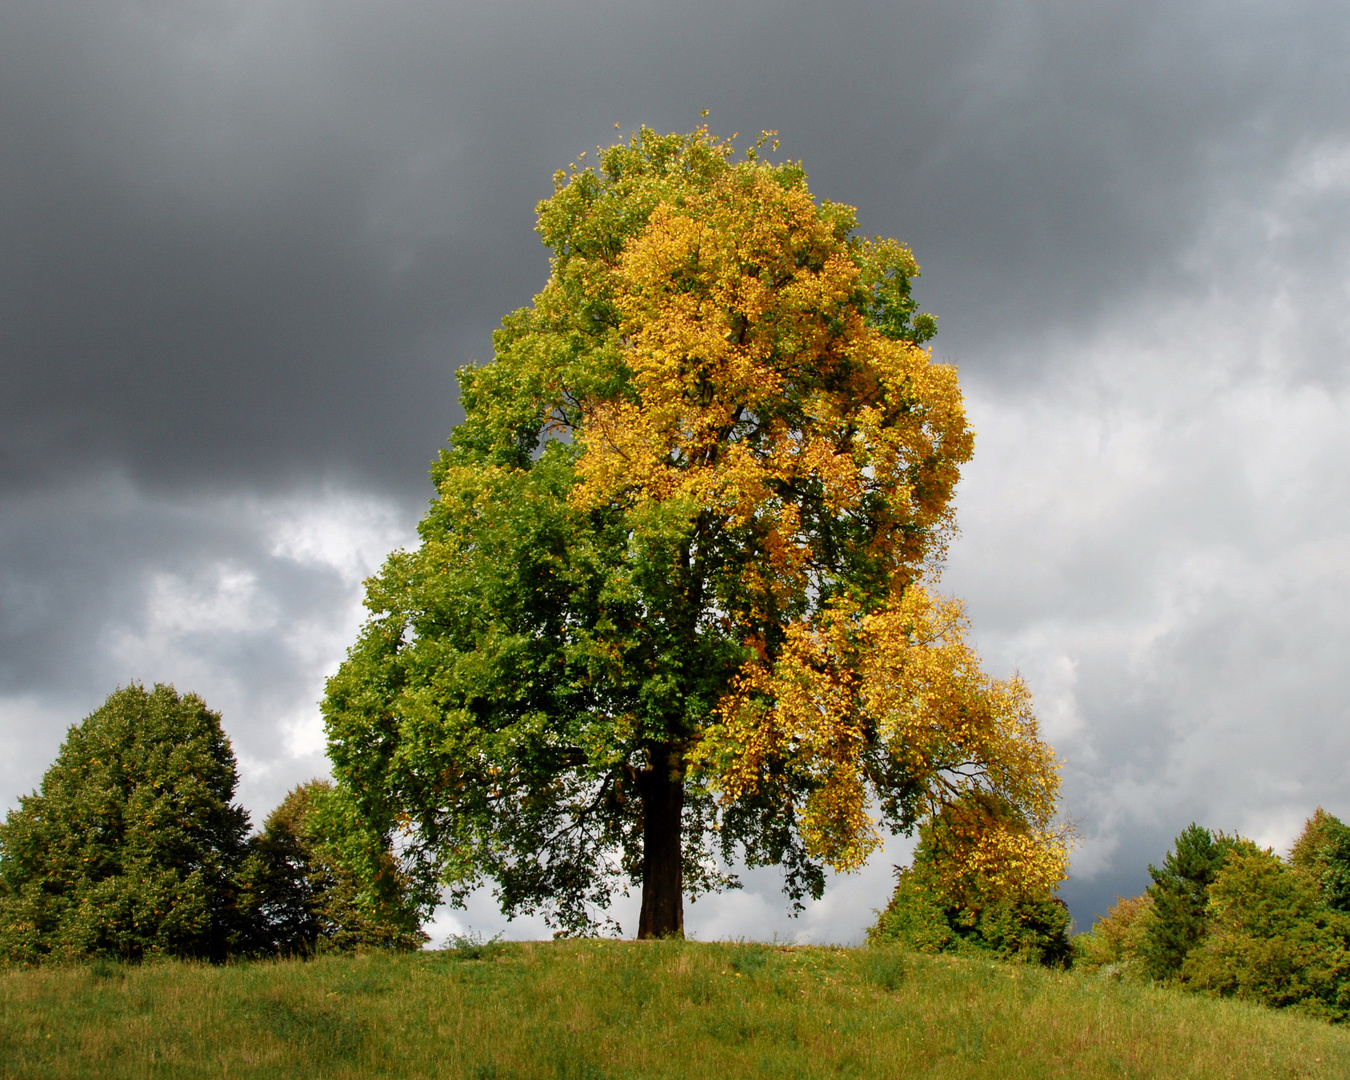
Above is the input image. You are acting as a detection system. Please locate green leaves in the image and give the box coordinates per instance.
[867,797,1073,968]
[0,684,250,963]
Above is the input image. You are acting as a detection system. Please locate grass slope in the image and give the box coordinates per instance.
[2,941,1347,1079]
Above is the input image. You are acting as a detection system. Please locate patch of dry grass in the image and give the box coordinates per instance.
[2,941,1347,1078]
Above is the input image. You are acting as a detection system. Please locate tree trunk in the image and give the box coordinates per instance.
[636,757,684,939]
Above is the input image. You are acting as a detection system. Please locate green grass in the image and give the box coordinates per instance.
[2,941,1348,1079]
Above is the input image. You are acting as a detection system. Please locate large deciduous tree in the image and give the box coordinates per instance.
[323,126,1067,937]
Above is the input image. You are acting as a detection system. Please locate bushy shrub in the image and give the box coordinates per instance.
[1078,815,1350,1022]
[868,869,955,954]
[1072,893,1153,975]
[868,796,1072,967]
[870,866,1071,966]
[1182,846,1350,1020]
[1,686,429,966]
[0,684,251,963]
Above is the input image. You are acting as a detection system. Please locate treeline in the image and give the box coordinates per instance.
[868,803,1350,1025]
[0,684,427,964]
[1075,817,1350,1020]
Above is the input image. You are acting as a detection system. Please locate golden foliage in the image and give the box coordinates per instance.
[570,163,971,614]
[697,587,1069,892]
[556,128,1064,890]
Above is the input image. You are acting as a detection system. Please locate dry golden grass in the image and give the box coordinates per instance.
[2,940,1348,1078]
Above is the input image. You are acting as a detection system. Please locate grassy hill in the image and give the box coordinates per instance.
[2,940,1347,1079]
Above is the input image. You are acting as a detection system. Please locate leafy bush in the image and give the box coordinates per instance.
[868,870,956,955]
[868,796,1072,967]
[1077,815,1350,1023]
[0,687,429,966]
[869,875,1071,966]
[0,684,251,963]
[1182,846,1350,1020]
[1072,893,1153,975]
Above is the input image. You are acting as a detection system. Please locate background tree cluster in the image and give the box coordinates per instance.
[0,684,426,964]
[1075,815,1350,1021]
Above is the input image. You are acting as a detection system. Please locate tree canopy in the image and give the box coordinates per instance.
[0,686,429,965]
[0,684,251,963]
[322,125,1067,937]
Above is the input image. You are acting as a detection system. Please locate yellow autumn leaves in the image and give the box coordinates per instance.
[552,134,1069,899]
[697,588,1069,898]
[571,165,970,611]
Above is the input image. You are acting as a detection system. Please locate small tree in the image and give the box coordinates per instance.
[241,780,428,954]
[1138,823,1242,981]
[869,795,1072,967]
[0,684,251,963]
[323,125,1067,937]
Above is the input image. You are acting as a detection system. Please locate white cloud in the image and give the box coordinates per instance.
[264,487,413,584]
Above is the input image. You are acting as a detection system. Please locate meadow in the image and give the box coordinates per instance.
[2,940,1347,1079]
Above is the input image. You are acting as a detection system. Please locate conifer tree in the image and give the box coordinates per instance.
[1139,823,1241,981]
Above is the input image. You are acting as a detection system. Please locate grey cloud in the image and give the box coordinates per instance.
[944,268,1350,926]
[5,1,1348,494]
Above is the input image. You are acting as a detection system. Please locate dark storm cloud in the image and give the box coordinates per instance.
[4,0,1348,497]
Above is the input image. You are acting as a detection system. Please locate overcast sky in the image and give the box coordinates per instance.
[3,0,1348,943]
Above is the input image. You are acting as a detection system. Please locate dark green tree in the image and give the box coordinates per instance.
[241,780,428,954]
[1140,823,1241,981]
[0,684,251,963]
[240,783,326,955]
